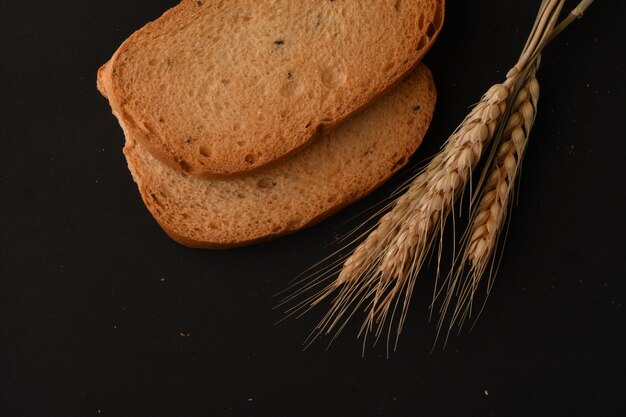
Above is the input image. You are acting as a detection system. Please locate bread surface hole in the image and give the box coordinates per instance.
[383,60,396,73]
[244,154,256,164]
[433,2,444,28]
[393,156,407,170]
[179,160,191,171]
[199,146,211,157]
[426,22,436,38]
[141,122,155,134]
[416,35,428,51]
[257,178,276,189]
[150,193,163,208]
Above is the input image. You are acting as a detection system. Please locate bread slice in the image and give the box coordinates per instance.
[98,0,444,178]
[112,65,436,248]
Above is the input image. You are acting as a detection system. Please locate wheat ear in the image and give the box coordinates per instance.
[434,69,540,344]
[279,0,593,352]
[295,81,519,351]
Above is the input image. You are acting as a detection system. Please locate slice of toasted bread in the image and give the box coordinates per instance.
[113,65,436,248]
[98,0,444,178]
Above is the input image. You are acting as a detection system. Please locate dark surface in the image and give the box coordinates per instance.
[1,1,625,416]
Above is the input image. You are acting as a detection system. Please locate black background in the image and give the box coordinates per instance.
[1,1,625,416]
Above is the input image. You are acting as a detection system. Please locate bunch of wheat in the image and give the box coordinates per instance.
[280,0,593,352]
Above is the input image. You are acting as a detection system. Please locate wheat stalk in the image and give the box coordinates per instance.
[279,0,593,352]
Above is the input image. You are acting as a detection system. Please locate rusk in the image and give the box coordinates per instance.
[116,65,436,248]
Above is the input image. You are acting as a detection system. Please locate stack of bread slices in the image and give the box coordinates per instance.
[98,0,444,248]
